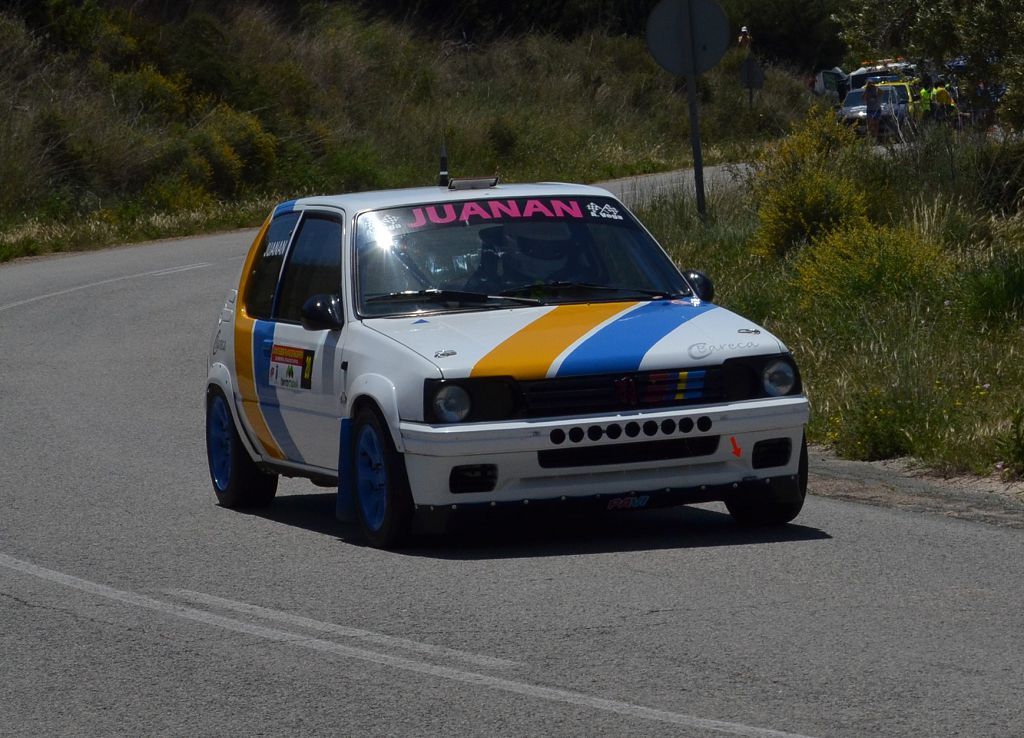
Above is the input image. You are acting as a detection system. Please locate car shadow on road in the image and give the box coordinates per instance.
[245,492,831,559]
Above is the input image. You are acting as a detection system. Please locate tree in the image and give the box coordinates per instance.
[833,0,1024,128]
[721,0,846,71]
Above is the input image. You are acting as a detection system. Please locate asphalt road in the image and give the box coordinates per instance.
[2,179,1023,737]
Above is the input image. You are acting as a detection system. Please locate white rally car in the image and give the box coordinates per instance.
[205,179,809,547]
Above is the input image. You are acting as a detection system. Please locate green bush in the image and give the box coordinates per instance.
[324,142,385,193]
[188,104,277,195]
[165,12,237,96]
[997,409,1024,480]
[793,221,951,315]
[959,218,1024,324]
[754,106,859,191]
[0,12,47,213]
[907,194,994,251]
[142,173,212,211]
[754,168,868,257]
[829,386,917,461]
[111,65,186,122]
[750,108,868,257]
[974,139,1024,213]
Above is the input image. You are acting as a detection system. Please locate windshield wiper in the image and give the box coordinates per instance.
[499,282,685,300]
[365,288,541,306]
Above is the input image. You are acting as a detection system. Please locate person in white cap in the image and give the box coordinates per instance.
[738,25,753,51]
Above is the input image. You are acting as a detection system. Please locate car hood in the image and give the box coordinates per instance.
[362,300,787,379]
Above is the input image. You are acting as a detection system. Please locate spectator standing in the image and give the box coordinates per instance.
[971,80,993,127]
[933,78,953,123]
[737,26,752,52]
[918,77,933,123]
[864,81,882,140]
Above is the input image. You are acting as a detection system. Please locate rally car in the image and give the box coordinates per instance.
[205,178,810,547]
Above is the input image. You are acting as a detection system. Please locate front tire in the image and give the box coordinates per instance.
[205,387,278,508]
[351,406,414,548]
[726,436,808,526]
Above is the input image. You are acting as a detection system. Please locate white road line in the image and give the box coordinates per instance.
[0,262,212,312]
[167,587,518,669]
[0,553,818,738]
[148,263,213,276]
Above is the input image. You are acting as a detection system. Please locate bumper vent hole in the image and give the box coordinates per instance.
[752,438,792,469]
[449,464,498,494]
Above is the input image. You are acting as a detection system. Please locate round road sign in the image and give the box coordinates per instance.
[646,0,730,77]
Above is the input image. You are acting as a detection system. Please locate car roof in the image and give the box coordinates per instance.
[851,62,913,75]
[286,182,617,214]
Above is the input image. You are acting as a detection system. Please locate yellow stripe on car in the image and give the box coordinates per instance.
[471,302,639,380]
[233,216,286,460]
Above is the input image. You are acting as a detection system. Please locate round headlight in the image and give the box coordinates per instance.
[432,384,471,422]
[762,360,796,396]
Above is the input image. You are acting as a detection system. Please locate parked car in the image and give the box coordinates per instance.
[877,81,921,121]
[837,86,904,136]
[205,179,810,547]
[848,61,916,90]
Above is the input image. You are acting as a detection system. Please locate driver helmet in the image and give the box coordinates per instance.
[504,223,574,281]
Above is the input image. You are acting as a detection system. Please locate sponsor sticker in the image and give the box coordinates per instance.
[269,344,315,390]
[688,340,759,360]
[606,495,651,511]
[406,198,587,228]
[264,238,289,258]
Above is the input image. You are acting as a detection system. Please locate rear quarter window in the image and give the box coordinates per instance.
[245,211,300,319]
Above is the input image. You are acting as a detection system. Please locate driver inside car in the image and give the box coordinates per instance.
[466,223,593,292]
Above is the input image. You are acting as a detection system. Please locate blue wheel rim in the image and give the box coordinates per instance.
[355,425,388,531]
[207,395,233,491]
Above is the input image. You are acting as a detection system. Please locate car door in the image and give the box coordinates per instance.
[255,209,347,471]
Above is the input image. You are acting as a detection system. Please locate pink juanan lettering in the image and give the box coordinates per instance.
[551,200,583,218]
[522,199,554,218]
[458,202,491,221]
[427,204,457,224]
[407,198,584,228]
[488,200,521,218]
[408,208,427,228]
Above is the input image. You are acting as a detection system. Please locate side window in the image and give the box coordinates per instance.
[246,212,300,319]
[276,213,343,324]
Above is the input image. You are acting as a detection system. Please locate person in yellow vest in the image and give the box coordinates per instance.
[933,78,956,123]
[918,80,933,123]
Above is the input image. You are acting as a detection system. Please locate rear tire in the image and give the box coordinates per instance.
[205,387,278,508]
[726,436,808,526]
[351,406,414,548]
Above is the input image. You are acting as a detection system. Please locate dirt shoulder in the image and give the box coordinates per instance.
[809,446,1024,529]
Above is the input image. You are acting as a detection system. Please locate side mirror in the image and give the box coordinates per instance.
[300,293,344,331]
[683,270,715,303]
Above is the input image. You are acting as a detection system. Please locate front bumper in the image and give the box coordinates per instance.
[399,396,809,508]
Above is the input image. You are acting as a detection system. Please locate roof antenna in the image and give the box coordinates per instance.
[437,141,449,187]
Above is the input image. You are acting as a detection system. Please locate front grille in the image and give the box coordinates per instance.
[537,435,720,469]
[521,367,726,418]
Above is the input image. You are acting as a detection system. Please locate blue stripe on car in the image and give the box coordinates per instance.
[252,320,305,463]
[556,301,717,376]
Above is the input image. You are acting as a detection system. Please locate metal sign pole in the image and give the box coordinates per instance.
[646,0,727,220]
[685,70,707,217]
[685,0,706,217]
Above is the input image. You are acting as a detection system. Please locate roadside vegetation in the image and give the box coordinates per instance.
[0,2,811,261]
[643,110,1024,479]
[3,2,1023,479]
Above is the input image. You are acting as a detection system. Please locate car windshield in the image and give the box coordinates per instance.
[843,89,865,106]
[880,85,909,102]
[842,88,897,107]
[354,195,692,316]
